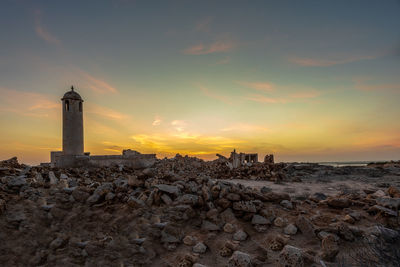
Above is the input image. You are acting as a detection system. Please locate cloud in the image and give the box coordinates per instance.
[220,123,268,132]
[289,90,320,98]
[171,120,187,132]
[183,40,235,55]
[353,78,400,92]
[199,85,232,104]
[0,87,59,118]
[34,9,61,45]
[152,115,162,126]
[246,94,289,104]
[216,56,231,65]
[85,103,128,121]
[237,81,274,92]
[246,90,319,104]
[195,17,213,32]
[78,70,118,94]
[289,54,378,67]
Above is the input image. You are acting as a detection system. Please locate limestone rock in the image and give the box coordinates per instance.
[193,242,207,254]
[295,216,315,237]
[228,251,252,267]
[233,230,248,241]
[284,224,297,235]
[279,245,304,267]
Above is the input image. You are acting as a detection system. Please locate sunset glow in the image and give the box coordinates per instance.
[0,1,399,164]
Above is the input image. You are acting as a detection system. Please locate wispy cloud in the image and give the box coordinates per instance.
[220,123,268,132]
[289,54,378,67]
[289,90,320,98]
[152,115,162,126]
[171,120,187,132]
[78,70,118,94]
[183,40,235,55]
[199,85,232,104]
[353,78,400,92]
[246,94,289,104]
[216,56,231,65]
[195,17,213,33]
[85,103,128,121]
[237,81,274,92]
[246,90,320,104]
[0,87,59,117]
[34,9,61,45]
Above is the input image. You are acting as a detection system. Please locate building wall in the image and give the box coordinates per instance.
[62,98,84,155]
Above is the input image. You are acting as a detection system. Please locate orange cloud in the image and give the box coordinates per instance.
[0,87,59,117]
[78,71,118,94]
[289,54,377,67]
[220,123,268,132]
[237,81,274,92]
[246,94,288,104]
[289,90,320,98]
[85,103,128,121]
[183,40,235,55]
[199,85,232,104]
[34,9,60,45]
[152,115,162,126]
[353,78,400,92]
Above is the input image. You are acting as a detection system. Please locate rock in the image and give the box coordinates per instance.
[337,223,354,241]
[127,196,145,208]
[368,205,398,217]
[224,223,235,233]
[220,208,236,223]
[226,193,241,201]
[161,194,173,205]
[376,197,400,210]
[388,186,400,198]
[343,214,355,224]
[72,188,90,203]
[261,192,290,203]
[193,264,207,267]
[233,230,248,241]
[372,190,386,198]
[49,237,65,250]
[259,208,276,222]
[280,200,293,210]
[317,231,339,242]
[233,201,257,213]
[183,235,197,246]
[267,234,287,251]
[7,176,26,187]
[321,234,339,261]
[327,198,351,208]
[201,220,220,231]
[284,224,297,235]
[251,215,269,225]
[295,216,315,237]
[49,171,58,185]
[274,217,288,227]
[310,192,327,202]
[177,194,199,206]
[228,251,252,267]
[279,245,304,267]
[154,184,180,196]
[193,242,207,254]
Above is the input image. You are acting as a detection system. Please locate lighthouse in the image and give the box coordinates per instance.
[61,86,84,156]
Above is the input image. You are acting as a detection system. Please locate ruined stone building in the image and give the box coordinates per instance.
[50,86,156,168]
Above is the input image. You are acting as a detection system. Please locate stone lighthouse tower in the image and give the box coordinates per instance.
[62,86,84,155]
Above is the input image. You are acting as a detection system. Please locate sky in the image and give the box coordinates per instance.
[0,0,399,165]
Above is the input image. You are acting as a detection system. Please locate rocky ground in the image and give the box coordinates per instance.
[0,155,399,267]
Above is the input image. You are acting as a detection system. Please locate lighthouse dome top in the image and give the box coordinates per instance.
[62,86,83,101]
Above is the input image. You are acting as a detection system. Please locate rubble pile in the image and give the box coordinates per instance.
[0,157,399,266]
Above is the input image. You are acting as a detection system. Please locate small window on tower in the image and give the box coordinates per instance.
[65,100,69,111]
[79,102,82,112]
